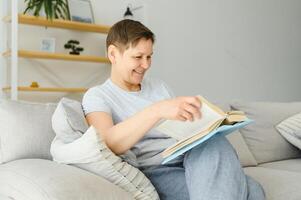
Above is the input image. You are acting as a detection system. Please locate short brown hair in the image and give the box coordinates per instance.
[106,19,155,51]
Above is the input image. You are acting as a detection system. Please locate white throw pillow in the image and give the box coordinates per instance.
[276,112,301,149]
[51,98,159,200]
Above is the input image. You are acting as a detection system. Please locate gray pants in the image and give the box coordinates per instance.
[141,136,265,200]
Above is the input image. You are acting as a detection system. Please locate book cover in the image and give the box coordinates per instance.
[154,96,253,164]
[161,119,253,164]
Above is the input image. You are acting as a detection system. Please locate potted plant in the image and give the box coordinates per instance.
[24,0,70,20]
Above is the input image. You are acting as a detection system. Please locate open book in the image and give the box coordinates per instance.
[155,96,253,164]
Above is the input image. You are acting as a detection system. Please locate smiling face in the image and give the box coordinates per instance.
[108,38,153,91]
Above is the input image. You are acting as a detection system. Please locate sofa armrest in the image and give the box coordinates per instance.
[0,159,133,200]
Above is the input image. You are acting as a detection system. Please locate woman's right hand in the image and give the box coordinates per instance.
[153,96,202,121]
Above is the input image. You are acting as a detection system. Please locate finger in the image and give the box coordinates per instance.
[183,102,201,120]
[181,110,193,122]
[184,96,202,109]
[178,116,187,121]
[176,109,188,121]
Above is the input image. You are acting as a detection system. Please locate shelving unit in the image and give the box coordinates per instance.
[3,14,111,34]
[1,1,111,100]
[3,50,110,63]
[2,86,87,93]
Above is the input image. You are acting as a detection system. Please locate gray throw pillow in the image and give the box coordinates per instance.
[230,101,301,164]
[51,98,159,200]
[52,97,88,143]
[276,112,301,149]
[0,99,57,163]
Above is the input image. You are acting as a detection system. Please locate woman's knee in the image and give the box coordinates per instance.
[209,135,236,152]
[189,136,236,157]
[184,136,239,168]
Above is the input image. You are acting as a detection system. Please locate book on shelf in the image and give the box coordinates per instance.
[155,96,253,164]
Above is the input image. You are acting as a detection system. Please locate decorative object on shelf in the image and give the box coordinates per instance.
[40,37,56,53]
[30,81,39,88]
[68,0,94,23]
[64,40,84,55]
[23,0,70,20]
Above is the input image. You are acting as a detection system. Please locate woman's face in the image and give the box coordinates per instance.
[112,38,153,89]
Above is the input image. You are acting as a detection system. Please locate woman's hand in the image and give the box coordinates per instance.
[153,96,202,121]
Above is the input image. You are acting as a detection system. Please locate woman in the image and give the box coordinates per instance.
[82,19,265,200]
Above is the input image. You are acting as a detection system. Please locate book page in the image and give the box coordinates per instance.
[162,119,224,157]
[155,99,225,140]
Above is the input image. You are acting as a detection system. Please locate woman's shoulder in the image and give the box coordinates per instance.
[143,76,174,98]
[83,80,111,98]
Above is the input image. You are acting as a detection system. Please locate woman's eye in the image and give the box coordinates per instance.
[135,56,142,59]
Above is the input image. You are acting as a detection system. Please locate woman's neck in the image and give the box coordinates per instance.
[110,75,141,92]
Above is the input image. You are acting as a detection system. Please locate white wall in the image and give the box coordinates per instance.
[147,0,301,102]
[1,0,301,102]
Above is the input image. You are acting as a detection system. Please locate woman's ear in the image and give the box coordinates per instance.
[107,45,117,64]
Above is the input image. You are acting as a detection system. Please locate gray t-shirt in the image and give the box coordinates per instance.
[82,77,182,168]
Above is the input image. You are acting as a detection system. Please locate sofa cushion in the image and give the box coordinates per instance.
[276,112,301,149]
[51,126,159,200]
[51,98,159,200]
[231,101,301,164]
[244,166,301,200]
[0,159,133,200]
[259,158,301,173]
[0,99,57,164]
[52,97,88,143]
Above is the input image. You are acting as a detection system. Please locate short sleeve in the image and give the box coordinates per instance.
[82,87,112,116]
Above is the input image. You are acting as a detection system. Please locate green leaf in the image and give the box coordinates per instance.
[24,0,70,20]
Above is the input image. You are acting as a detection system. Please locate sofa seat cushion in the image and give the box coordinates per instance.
[0,159,133,200]
[244,166,301,200]
[259,158,301,173]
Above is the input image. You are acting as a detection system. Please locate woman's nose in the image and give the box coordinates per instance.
[141,58,151,69]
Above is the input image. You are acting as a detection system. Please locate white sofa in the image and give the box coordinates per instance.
[0,99,301,200]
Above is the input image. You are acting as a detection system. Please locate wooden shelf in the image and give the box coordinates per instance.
[3,14,111,34]
[3,13,110,100]
[2,86,88,93]
[3,50,110,63]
